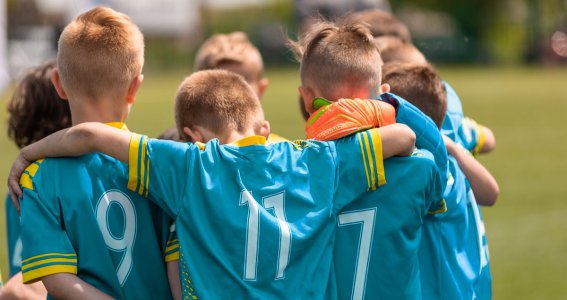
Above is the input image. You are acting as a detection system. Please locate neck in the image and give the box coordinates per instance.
[221,127,258,144]
[69,96,130,125]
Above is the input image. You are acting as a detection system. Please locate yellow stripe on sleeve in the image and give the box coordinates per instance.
[21,257,78,271]
[23,265,78,284]
[165,251,180,262]
[428,199,448,215]
[138,135,149,197]
[473,125,487,156]
[20,173,33,190]
[357,133,372,191]
[362,133,377,191]
[369,129,386,186]
[128,133,142,193]
[21,253,76,264]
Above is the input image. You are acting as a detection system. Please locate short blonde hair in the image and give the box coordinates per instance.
[175,70,264,140]
[290,19,383,100]
[194,32,264,84]
[375,36,427,65]
[57,6,144,99]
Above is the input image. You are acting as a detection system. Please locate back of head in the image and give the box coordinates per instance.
[375,36,427,65]
[194,32,264,84]
[57,6,144,100]
[345,9,412,42]
[382,63,446,128]
[290,19,383,101]
[175,70,263,140]
[7,61,72,148]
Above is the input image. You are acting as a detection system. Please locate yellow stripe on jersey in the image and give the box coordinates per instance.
[428,199,448,215]
[165,251,180,262]
[20,173,34,190]
[141,136,150,198]
[22,257,78,271]
[21,252,77,264]
[23,265,78,284]
[166,243,180,253]
[19,159,44,191]
[362,132,377,191]
[368,129,386,187]
[128,133,143,193]
[357,133,372,191]
[473,125,487,157]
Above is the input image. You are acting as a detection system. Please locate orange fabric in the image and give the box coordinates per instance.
[305,98,396,141]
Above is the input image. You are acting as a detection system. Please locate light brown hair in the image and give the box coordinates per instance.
[57,6,144,100]
[290,19,383,100]
[345,9,412,42]
[382,63,447,128]
[175,70,263,140]
[375,36,427,65]
[7,61,72,148]
[194,32,263,84]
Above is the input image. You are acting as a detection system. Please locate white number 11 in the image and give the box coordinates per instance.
[240,190,291,281]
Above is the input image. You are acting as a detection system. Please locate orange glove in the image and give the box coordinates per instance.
[305,98,396,141]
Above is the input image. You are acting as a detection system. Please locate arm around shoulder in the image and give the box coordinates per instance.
[379,123,416,158]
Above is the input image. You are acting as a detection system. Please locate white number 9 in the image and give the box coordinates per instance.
[96,190,137,286]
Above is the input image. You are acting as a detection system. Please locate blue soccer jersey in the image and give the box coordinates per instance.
[441,81,464,143]
[127,129,386,299]
[458,117,488,156]
[5,193,22,276]
[332,149,444,300]
[19,123,173,300]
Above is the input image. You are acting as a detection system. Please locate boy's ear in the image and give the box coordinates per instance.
[183,126,205,143]
[256,78,269,98]
[298,86,315,115]
[126,74,144,104]
[259,120,271,139]
[51,69,68,100]
[380,83,391,94]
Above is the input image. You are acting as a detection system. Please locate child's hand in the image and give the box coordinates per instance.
[7,153,32,213]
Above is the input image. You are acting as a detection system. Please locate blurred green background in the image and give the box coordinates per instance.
[2,0,567,299]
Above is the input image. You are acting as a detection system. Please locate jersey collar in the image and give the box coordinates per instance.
[105,122,129,131]
[230,135,267,147]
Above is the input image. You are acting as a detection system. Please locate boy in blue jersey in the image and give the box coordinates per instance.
[8,69,417,299]
[159,31,287,143]
[290,19,448,299]
[9,7,175,299]
[382,62,499,299]
[2,61,70,299]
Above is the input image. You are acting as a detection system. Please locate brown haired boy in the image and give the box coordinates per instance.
[9,69,416,298]
[345,9,412,42]
[12,7,173,299]
[382,62,498,299]
[2,61,68,300]
[291,19,448,299]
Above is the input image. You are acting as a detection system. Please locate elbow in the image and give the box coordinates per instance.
[477,183,500,207]
[400,124,416,156]
[480,128,496,154]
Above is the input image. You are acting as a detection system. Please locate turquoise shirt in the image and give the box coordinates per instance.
[128,129,387,299]
[19,124,173,300]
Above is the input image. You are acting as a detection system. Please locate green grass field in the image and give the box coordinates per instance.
[1,66,566,298]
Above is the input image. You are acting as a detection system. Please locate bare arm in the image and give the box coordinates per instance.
[41,273,114,300]
[0,272,47,300]
[8,122,133,209]
[167,261,182,300]
[444,135,499,206]
[379,124,416,158]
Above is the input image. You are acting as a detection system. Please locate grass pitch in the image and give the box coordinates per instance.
[1,66,566,299]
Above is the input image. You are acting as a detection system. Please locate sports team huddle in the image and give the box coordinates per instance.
[1,6,499,300]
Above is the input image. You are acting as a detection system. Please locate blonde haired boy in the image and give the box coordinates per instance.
[15,7,173,299]
[9,69,416,299]
[291,19,448,299]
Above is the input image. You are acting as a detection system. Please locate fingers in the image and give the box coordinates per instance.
[8,180,21,213]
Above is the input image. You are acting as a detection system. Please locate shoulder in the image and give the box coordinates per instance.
[20,159,46,191]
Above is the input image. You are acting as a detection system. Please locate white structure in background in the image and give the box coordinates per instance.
[0,0,9,94]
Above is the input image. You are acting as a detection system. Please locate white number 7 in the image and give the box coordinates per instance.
[240,190,291,281]
[338,208,377,300]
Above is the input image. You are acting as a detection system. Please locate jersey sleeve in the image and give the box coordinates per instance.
[332,128,386,212]
[458,117,486,156]
[5,193,22,276]
[412,149,446,215]
[165,222,180,262]
[128,134,195,217]
[19,162,78,284]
